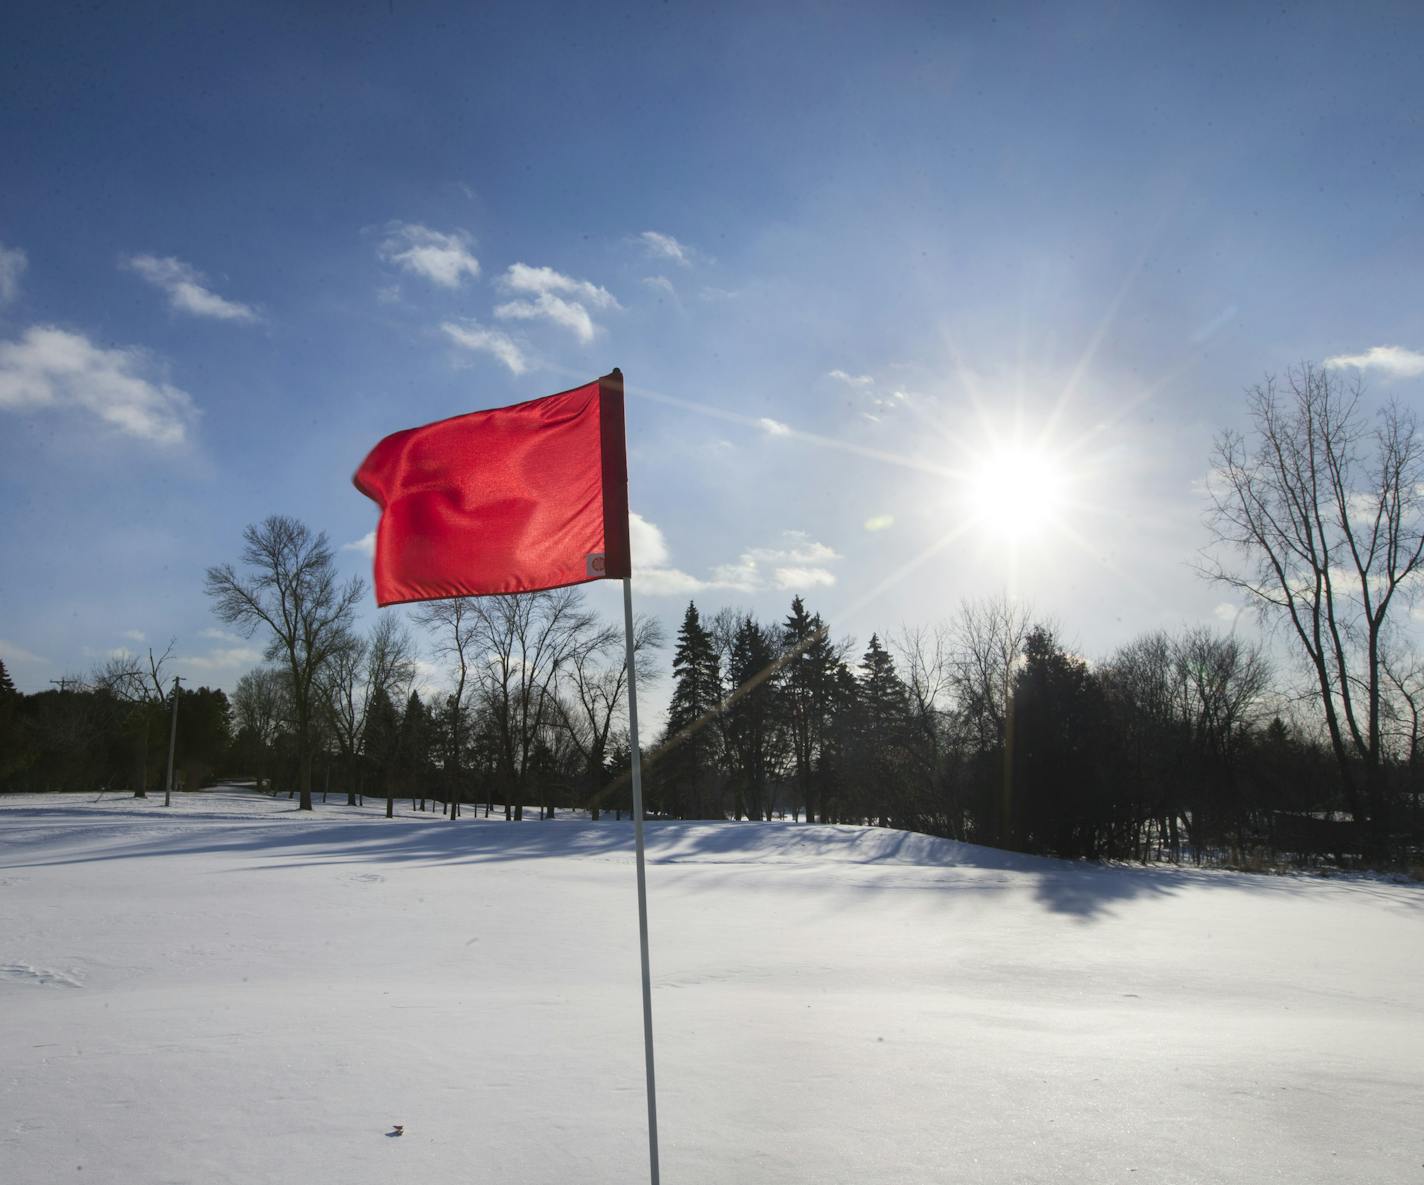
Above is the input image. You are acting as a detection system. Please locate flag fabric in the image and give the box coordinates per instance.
[353,370,630,606]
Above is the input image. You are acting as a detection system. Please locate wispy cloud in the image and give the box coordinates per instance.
[440,320,529,374]
[181,645,265,672]
[827,369,873,387]
[0,325,198,446]
[642,275,678,301]
[638,230,694,266]
[342,530,376,557]
[1324,345,1424,378]
[0,638,47,665]
[863,514,894,531]
[378,223,481,288]
[494,263,620,344]
[0,243,27,306]
[758,417,792,437]
[121,629,147,642]
[631,516,841,596]
[122,254,260,323]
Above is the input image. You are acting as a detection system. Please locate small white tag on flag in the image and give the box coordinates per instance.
[586,553,607,578]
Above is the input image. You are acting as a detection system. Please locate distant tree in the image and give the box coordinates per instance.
[93,643,177,797]
[558,612,663,820]
[1009,626,1112,858]
[1204,364,1424,854]
[232,666,287,793]
[411,597,481,818]
[458,589,598,821]
[1173,627,1271,856]
[174,686,232,791]
[893,624,959,836]
[205,515,364,810]
[0,659,28,788]
[780,597,841,823]
[845,635,913,827]
[722,614,786,821]
[364,686,401,818]
[658,602,724,818]
[396,690,434,812]
[320,616,416,806]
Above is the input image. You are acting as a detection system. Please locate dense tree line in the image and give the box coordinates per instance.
[4,364,1421,866]
[0,657,232,796]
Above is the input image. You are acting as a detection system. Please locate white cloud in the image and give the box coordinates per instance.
[122,255,260,323]
[744,533,841,567]
[0,325,198,446]
[863,514,894,532]
[121,629,147,642]
[342,530,376,557]
[758,417,792,437]
[502,263,619,309]
[1213,602,1243,625]
[1324,345,1424,378]
[181,645,265,672]
[494,264,620,344]
[494,293,598,343]
[440,320,529,374]
[378,223,481,288]
[642,275,678,300]
[0,638,47,665]
[630,517,840,596]
[827,369,873,387]
[638,230,693,266]
[773,566,837,590]
[0,243,27,306]
[200,628,241,640]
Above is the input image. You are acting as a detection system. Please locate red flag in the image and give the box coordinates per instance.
[353,370,630,606]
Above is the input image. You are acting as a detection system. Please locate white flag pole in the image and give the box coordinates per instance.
[622,574,661,1185]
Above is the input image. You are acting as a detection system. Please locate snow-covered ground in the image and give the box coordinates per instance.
[2,788,1421,1185]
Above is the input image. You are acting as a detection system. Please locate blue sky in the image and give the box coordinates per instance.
[3,2,1422,713]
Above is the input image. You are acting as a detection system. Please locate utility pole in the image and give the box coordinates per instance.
[49,677,79,692]
[164,675,183,808]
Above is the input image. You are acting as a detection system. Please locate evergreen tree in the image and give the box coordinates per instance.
[723,615,784,820]
[781,596,839,823]
[847,634,912,826]
[364,687,401,818]
[397,691,433,810]
[1010,626,1110,857]
[659,602,723,818]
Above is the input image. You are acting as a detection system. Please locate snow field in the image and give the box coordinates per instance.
[2,788,1421,1184]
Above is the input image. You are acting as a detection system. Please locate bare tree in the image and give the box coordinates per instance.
[557,612,663,819]
[949,593,1034,752]
[892,623,956,832]
[411,597,480,818]
[205,516,364,810]
[233,666,287,793]
[319,616,416,805]
[468,589,599,821]
[93,642,176,798]
[1204,365,1424,849]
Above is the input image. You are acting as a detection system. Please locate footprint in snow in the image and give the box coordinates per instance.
[350,872,385,884]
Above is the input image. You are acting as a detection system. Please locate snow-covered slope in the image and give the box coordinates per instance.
[2,788,1420,1184]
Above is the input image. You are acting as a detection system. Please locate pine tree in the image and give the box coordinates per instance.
[1009,626,1109,857]
[397,691,432,810]
[0,658,16,702]
[659,602,723,818]
[849,634,913,827]
[364,686,401,818]
[723,615,784,820]
[781,597,839,822]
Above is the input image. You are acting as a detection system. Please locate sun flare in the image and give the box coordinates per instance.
[961,441,1070,541]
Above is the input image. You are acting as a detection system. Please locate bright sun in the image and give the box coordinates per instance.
[962,441,1070,541]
